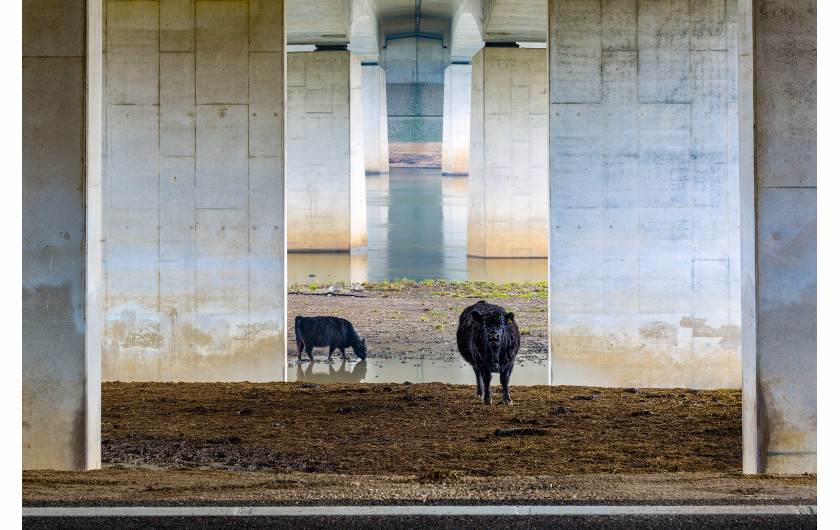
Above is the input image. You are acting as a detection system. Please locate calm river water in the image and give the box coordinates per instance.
[287,167,549,385]
[288,168,548,284]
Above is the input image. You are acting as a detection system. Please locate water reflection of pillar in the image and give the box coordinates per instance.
[366,174,390,192]
[441,176,468,279]
[365,174,390,263]
[466,256,547,283]
[287,253,368,285]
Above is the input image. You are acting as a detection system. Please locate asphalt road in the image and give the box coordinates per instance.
[22,514,817,529]
[23,505,817,529]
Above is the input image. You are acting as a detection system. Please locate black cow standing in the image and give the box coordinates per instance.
[456,300,520,405]
[294,316,368,362]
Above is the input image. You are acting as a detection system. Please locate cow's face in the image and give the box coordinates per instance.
[354,338,367,360]
[472,310,514,370]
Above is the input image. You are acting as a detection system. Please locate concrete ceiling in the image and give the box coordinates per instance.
[286,0,546,63]
[483,0,547,42]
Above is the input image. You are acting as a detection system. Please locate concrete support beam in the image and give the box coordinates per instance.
[740,0,817,474]
[287,50,367,252]
[103,0,286,382]
[362,65,388,174]
[468,47,548,258]
[547,0,741,389]
[22,0,101,470]
[442,64,471,176]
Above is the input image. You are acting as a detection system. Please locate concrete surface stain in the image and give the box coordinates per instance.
[679,317,741,350]
[639,321,678,344]
[552,325,741,389]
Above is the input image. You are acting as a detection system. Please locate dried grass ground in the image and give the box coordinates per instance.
[98,382,740,476]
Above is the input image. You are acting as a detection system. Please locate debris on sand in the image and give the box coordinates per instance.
[630,410,654,417]
[414,469,461,483]
[573,395,599,401]
[509,418,543,425]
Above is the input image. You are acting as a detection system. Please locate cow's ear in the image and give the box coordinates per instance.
[505,312,515,324]
[471,310,484,323]
[362,338,366,344]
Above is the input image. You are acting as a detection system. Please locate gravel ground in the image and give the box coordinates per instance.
[23,469,815,504]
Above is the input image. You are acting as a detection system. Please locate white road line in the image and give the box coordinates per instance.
[23,505,817,517]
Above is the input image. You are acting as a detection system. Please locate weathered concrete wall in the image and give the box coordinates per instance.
[102,0,286,382]
[468,47,548,258]
[362,65,389,174]
[287,51,366,252]
[748,0,817,474]
[23,0,101,470]
[548,0,741,388]
[442,64,471,176]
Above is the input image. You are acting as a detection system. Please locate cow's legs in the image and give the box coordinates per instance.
[328,346,335,362]
[305,344,314,362]
[473,366,483,399]
[482,369,493,405]
[296,339,304,361]
[339,347,347,360]
[500,365,514,405]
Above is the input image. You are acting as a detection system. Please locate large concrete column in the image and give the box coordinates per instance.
[468,47,548,258]
[102,0,286,382]
[442,64,471,176]
[287,50,367,252]
[547,0,741,389]
[739,0,816,474]
[23,0,102,469]
[362,64,388,174]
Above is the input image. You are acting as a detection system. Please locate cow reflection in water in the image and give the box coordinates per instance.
[296,359,368,384]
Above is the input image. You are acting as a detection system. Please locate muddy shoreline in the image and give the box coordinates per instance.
[287,280,549,366]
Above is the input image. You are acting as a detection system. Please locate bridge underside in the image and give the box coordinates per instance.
[22,0,816,476]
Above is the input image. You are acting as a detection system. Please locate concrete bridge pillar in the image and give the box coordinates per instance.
[442,64,471,176]
[23,0,102,470]
[287,50,367,252]
[100,0,287,383]
[547,0,742,388]
[740,0,816,474]
[362,64,389,175]
[467,47,548,258]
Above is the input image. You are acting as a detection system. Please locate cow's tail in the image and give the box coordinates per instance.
[294,316,302,346]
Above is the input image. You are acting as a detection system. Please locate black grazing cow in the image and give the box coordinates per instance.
[456,300,520,405]
[294,316,368,362]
